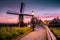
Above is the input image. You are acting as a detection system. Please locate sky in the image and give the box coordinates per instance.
[0,0,60,23]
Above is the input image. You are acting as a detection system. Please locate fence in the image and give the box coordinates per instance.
[44,25,56,40]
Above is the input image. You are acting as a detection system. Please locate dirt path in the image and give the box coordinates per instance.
[19,26,46,40]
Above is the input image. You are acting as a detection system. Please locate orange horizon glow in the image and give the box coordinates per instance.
[0,17,60,23]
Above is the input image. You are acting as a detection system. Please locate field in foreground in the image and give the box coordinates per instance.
[0,27,32,40]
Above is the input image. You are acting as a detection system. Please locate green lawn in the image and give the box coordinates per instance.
[50,27,60,37]
[0,27,32,40]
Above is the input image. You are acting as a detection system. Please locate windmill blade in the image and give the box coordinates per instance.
[20,2,25,14]
[23,14,33,16]
[7,12,19,15]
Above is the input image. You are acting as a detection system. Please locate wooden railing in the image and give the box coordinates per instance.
[44,25,56,40]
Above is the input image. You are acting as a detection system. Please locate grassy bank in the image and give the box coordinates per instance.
[0,27,32,40]
[50,27,60,37]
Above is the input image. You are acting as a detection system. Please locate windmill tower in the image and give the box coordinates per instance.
[7,2,33,27]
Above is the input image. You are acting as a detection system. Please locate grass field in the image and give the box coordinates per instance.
[50,27,60,37]
[0,27,32,40]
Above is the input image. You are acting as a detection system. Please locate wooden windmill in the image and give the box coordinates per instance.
[7,2,33,27]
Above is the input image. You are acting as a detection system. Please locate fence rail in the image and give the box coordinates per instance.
[44,25,56,40]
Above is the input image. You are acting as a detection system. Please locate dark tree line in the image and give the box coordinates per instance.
[48,17,60,27]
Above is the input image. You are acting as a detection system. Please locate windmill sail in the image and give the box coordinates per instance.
[20,2,25,14]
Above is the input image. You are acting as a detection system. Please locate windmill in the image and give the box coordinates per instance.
[7,2,33,27]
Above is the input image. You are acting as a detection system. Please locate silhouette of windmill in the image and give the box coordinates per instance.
[7,2,33,27]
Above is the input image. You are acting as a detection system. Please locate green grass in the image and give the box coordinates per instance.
[0,27,32,40]
[50,27,60,37]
